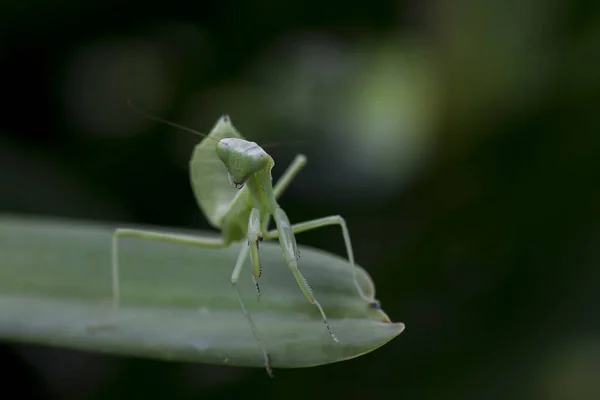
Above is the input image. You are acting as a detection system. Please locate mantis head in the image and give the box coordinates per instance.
[216,138,271,189]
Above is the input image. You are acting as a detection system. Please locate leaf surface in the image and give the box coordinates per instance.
[0,215,404,371]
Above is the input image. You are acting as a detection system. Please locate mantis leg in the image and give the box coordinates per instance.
[262,154,306,232]
[247,208,263,298]
[264,215,371,302]
[230,240,273,378]
[269,209,339,343]
[273,154,307,200]
[112,226,273,378]
[111,228,226,310]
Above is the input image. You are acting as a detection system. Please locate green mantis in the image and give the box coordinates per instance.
[112,109,371,377]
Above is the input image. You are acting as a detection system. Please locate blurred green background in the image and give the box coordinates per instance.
[1,0,599,399]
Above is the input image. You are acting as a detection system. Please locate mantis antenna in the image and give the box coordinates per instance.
[126,100,308,149]
[127,99,212,139]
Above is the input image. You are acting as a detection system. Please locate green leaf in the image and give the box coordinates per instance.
[0,214,404,372]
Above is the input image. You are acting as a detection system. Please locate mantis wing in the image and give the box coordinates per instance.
[189,116,244,228]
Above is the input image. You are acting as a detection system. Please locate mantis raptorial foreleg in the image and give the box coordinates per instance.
[246,208,263,298]
[111,229,226,310]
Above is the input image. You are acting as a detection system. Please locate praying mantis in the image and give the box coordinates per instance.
[112,107,371,377]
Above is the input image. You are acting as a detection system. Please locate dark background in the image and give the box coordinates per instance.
[1,0,599,399]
